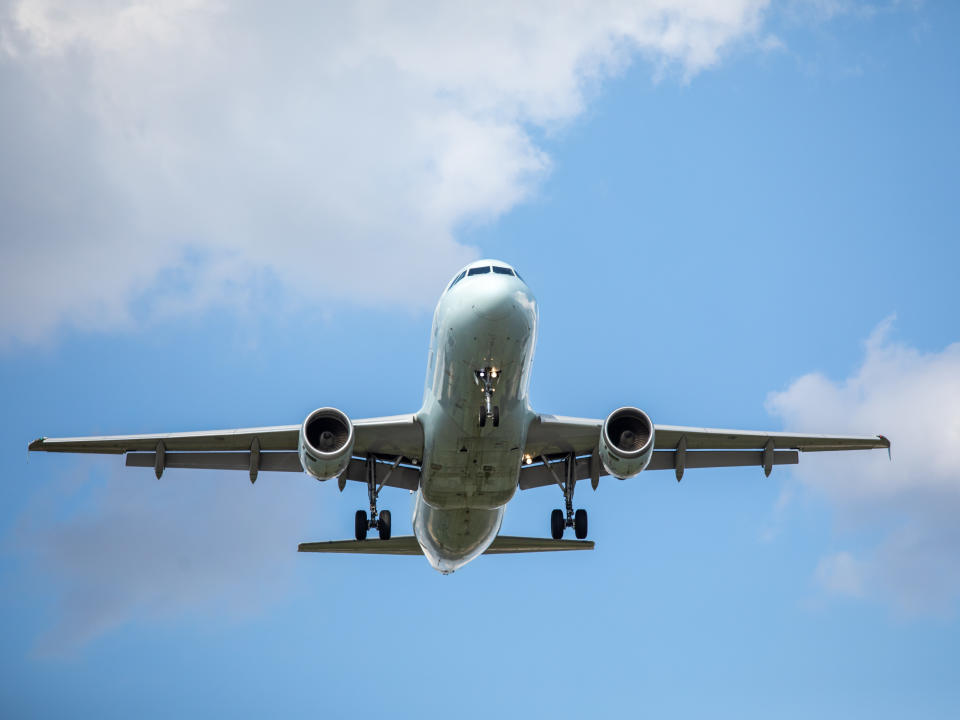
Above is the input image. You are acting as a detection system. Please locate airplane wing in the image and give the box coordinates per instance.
[28,414,424,489]
[520,414,889,489]
[28,425,301,454]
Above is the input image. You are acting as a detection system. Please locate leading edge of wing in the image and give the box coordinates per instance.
[653,425,890,452]
[28,413,423,457]
[526,414,889,455]
[28,425,300,453]
[298,536,594,555]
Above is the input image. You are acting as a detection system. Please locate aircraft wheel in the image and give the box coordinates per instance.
[355,510,368,541]
[550,509,565,540]
[493,406,500,427]
[574,509,588,539]
[377,509,392,540]
[479,407,486,427]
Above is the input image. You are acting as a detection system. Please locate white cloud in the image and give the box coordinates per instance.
[767,318,960,615]
[0,0,769,345]
[815,551,865,597]
[4,0,778,653]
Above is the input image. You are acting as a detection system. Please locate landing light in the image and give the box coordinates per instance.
[523,455,532,465]
[491,370,498,378]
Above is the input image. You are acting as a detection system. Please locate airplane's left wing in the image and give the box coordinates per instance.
[520,414,889,489]
[28,414,424,489]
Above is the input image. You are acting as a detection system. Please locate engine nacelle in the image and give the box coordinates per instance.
[599,407,655,479]
[299,407,354,481]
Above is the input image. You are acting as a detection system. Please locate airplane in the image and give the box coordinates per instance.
[28,259,890,574]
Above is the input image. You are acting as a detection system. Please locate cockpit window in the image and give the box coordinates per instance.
[492,266,514,276]
[448,270,467,290]
[467,266,491,276]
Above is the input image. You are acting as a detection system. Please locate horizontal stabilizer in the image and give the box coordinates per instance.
[298,535,594,555]
[485,535,594,553]
[299,536,423,555]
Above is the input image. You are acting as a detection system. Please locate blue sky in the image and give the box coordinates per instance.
[2,2,959,717]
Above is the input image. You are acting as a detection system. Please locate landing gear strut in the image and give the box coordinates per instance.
[543,452,589,540]
[354,454,396,541]
[476,367,500,427]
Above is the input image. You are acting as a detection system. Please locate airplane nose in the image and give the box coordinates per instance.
[471,290,515,320]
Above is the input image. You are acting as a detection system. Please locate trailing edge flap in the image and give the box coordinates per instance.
[297,535,594,555]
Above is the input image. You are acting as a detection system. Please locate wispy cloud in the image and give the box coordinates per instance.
[767,318,960,615]
[0,0,770,345]
[12,464,325,655]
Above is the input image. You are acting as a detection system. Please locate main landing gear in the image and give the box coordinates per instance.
[354,509,390,541]
[543,452,589,540]
[353,454,395,541]
[476,367,500,428]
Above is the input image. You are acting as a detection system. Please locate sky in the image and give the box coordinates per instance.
[2,1,959,717]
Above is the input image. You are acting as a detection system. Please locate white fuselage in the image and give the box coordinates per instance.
[412,262,538,573]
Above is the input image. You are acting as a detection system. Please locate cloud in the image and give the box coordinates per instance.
[4,0,778,654]
[0,0,769,345]
[767,318,960,615]
[12,463,325,655]
[815,551,864,597]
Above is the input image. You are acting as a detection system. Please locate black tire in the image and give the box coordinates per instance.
[377,509,392,540]
[479,407,486,427]
[355,510,368,541]
[574,508,588,539]
[492,406,500,427]
[550,509,565,540]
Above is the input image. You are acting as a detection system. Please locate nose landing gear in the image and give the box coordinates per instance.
[543,453,589,540]
[476,367,500,427]
[478,405,500,428]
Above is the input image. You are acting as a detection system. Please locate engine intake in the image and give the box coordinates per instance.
[299,407,354,481]
[600,407,655,479]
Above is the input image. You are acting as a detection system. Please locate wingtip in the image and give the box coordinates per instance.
[878,434,891,460]
[28,437,46,452]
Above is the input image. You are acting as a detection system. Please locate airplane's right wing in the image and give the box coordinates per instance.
[28,414,424,489]
[520,414,889,489]
[652,424,890,453]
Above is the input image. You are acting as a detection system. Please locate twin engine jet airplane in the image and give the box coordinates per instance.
[29,260,890,573]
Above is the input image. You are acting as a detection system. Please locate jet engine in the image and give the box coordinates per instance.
[599,406,655,479]
[299,407,354,481]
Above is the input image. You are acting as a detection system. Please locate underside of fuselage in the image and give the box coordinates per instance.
[413,259,538,572]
